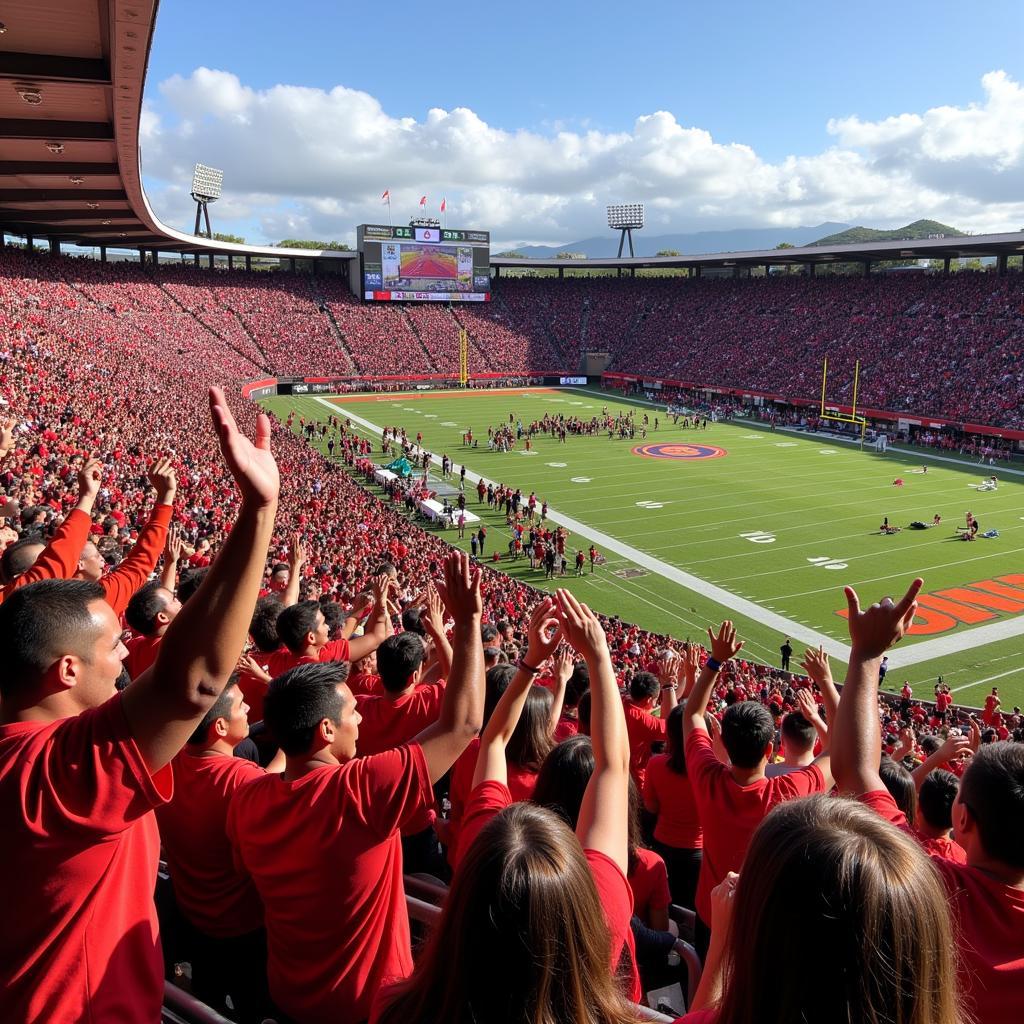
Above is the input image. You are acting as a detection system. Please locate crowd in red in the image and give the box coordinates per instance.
[0,246,1021,1024]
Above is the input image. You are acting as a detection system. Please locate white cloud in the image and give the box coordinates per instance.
[140,68,1024,248]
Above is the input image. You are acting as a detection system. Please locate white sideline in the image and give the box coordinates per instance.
[315,395,1022,671]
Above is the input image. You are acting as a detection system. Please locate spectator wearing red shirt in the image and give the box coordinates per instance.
[0,389,279,1024]
[227,551,485,1024]
[622,671,667,790]
[914,767,968,864]
[683,623,831,958]
[156,679,280,1021]
[123,581,182,680]
[833,578,1023,1024]
[643,704,703,910]
[983,686,1002,726]
[374,590,641,1024]
[74,459,176,616]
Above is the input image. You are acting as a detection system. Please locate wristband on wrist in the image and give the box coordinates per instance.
[705,656,723,672]
[517,658,542,675]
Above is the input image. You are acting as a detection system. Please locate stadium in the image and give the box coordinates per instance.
[0,3,1022,1024]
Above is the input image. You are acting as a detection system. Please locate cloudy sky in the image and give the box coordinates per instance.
[139,0,1024,249]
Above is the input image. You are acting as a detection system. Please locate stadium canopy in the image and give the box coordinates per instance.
[2,0,1024,273]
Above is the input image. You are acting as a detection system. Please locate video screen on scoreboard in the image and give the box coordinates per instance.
[358,224,491,302]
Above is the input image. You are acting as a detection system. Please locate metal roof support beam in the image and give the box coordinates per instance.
[0,162,120,176]
[0,188,126,202]
[0,53,111,84]
[997,253,1008,276]
[0,119,114,141]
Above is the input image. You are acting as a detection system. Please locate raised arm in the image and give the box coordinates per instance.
[419,584,453,679]
[282,532,306,608]
[796,687,830,750]
[347,574,393,661]
[160,522,184,593]
[557,589,630,872]
[832,579,922,796]
[471,598,561,789]
[414,551,485,783]
[121,389,279,772]
[799,645,839,723]
[547,646,574,734]
[683,622,744,740]
[910,722,977,790]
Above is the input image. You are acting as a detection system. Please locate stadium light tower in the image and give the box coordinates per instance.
[190,163,224,239]
[607,203,644,258]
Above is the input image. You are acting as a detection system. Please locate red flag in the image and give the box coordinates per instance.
[381,189,390,202]
[419,195,427,207]
[440,197,447,212]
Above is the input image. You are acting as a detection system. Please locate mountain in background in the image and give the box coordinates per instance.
[502,223,850,259]
[807,219,966,246]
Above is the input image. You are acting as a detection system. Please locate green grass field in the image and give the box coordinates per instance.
[263,386,1024,709]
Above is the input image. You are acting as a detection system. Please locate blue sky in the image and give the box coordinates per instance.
[139,1,1024,247]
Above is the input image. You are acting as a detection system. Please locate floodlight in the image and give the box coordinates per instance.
[607,203,644,230]
[191,163,224,202]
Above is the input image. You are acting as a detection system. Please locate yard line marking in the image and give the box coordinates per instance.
[951,665,1024,694]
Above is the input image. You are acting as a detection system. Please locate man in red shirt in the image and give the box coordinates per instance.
[156,678,278,1021]
[227,550,485,1024]
[123,580,182,680]
[0,388,279,1024]
[267,575,391,677]
[833,578,1024,1024]
[683,623,831,958]
[622,671,667,789]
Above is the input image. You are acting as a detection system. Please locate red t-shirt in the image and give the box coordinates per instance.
[643,753,703,849]
[918,833,968,864]
[860,789,1024,1024]
[155,751,265,938]
[623,698,667,789]
[0,696,172,1023]
[226,744,432,1024]
[123,633,163,681]
[355,683,446,757]
[452,780,642,1002]
[264,636,352,678]
[628,846,672,925]
[686,729,824,923]
[554,712,580,743]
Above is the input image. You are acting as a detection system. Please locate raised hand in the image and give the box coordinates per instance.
[936,731,972,764]
[707,620,744,663]
[709,871,739,934]
[657,648,680,687]
[370,573,392,607]
[288,531,307,569]
[552,646,575,685]
[419,584,446,636]
[164,522,185,563]
[796,687,822,723]
[554,588,608,662]
[0,414,18,459]
[148,456,177,505]
[800,645,832,687]
[844,578,922,659]
[76,456,103,508]
[524,597,562,666]
[441,550,482,622]
[209,386,279,508]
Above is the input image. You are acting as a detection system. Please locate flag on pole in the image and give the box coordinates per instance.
[440,197,447,212]
[419,195,427,207]
[381,189,390,202]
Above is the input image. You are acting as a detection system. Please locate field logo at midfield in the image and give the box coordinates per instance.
[632,442,727,461]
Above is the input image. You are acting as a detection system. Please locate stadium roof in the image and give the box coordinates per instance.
[2,1,1024,270]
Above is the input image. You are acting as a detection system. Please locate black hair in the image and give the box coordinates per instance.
[533,735,594,829]
[402,606,426,636]
[187,677,238,746]
[958,743,1024,868]
[565,661,589,709]
[177,567,209,604]
[721,701,775,769]
[276,600,322,653]
[0,579,106,696]
[506,684,554,772]
[250,596,284,652]
[484,663,516,725]
[577,691,592,732]
[270,562,289,578]
[320,601,344,639]
[480,623,499,645]
[918,769,959,831]
[780,710,816,755]
[377,632,426,694]
[263,661,349,756]
[629,671,659,703]
[124,581,170,637]
[879,756,918,826]
[919,734,941,756]
[0,535,45,585]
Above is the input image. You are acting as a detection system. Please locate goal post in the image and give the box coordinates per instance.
[819,357,868,446]
[458,329,469,387]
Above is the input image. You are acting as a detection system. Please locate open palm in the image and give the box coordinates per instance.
[209,387,279,508]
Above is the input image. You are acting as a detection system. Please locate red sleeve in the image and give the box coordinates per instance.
[684,728,722,792]
[100,504,172,616]
[321,637,352,663]
[636,708,668,742]
[586,849,642,1002]
[21,695,173,834]
[651,854,671,910]
[773,762,826,799]
[345,742,433,840]
[454,780,512,870]
[0,508,92,603]
[857,789,908,827]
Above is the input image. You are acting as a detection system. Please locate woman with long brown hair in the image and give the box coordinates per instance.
[372,590,643,1024]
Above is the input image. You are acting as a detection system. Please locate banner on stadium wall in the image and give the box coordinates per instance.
[642,380,663,390]
[559,376,587,385]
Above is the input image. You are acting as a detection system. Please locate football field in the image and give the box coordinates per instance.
[264,386,1024,709]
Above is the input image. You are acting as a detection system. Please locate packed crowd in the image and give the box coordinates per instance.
[0,245,1021,1024]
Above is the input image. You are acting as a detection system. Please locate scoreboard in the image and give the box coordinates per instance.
[357,224,491,303]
